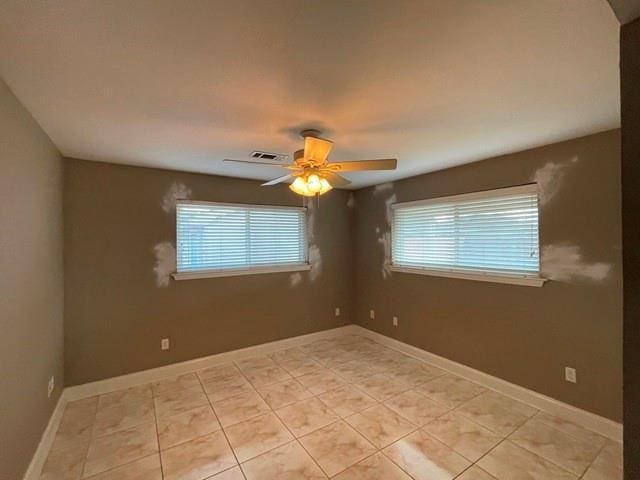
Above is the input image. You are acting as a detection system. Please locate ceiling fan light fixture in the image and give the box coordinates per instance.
[289,173,333,197]
[306,174,322,193]
[290,176,313,196]
[319,177,332,194]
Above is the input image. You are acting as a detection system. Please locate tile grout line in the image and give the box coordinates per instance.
[431,403,527,477]
[268,347,390,478]
[503,412,605,478]
[530,409,610,446]
[447,404,535,480]
[457,413,536,477]
[451,392,536,438]
[269,392,342,477]
[323,422,380,478]
[77,404,100,479]
[377,430,422,480]
[221,352,350,475]
[150,385,165,480]
[368,397,487,479]
[316,412,380,478]
[78,390,159,479]
[82,454,160,480]
[228,354,298,476]
[452,437,508,480]
[576,440,609,480]
[78,399,99,479]
[327,448,384,479]
[197,367,246,477]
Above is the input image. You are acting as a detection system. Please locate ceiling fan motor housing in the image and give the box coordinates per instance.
[300,129,322,139]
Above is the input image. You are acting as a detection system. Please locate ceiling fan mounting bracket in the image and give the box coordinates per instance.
[300,129,322,139]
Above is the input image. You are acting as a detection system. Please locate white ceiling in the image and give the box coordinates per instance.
[0,0,620,189]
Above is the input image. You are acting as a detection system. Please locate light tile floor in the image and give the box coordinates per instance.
[40,335,623,479]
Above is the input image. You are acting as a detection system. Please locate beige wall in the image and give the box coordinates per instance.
[354,130,622,421]
[0,80,64,479]
[64,159,354,385]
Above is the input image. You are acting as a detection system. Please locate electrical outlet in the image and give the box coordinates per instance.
[369,310,375,319]
[565,367,577,383]
[335,307,340,317]
[47,376,55,398]
[161,338,170,351]
[393,316,398,327]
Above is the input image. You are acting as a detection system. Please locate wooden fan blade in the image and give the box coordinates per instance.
[261,173,294,186]
[304,136,333,164]
[328,159,397,172]
[321,171,352,187]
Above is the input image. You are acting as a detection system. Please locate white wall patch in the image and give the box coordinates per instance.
[541,244,611,283]
[384,193,397,225]
[306,200,322,282]
[532,157,577,206]
[156,182,189,286]
[378,232,392,279]
[162,181,192,213]
[347,192,356,209]
[373,182,394,195]
[153,241,176,287]
[375,188,397,280]
[289,272,303,288]
[308,245,323,282]
[307,199,317,244]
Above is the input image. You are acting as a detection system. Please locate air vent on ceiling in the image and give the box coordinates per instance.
[250,151,288,163]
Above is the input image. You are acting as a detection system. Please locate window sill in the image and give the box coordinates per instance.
[173,263,312,281]
[389,265,546,287]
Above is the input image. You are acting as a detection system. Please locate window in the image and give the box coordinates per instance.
[391,184,544,286]
[174,201,309,280]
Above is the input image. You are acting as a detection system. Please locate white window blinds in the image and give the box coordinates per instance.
[392,185,540,278]
[176,201,307,274]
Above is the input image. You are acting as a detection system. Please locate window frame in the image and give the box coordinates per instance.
[390,184,546,287]
[172,200,310,281]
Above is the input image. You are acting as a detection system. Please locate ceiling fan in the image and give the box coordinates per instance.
[224,129,397,197]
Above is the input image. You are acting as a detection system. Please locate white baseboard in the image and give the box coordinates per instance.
[25,322,622,480]
[23,393,68,480]
[351,325,622,443]
[64,325,357,401]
